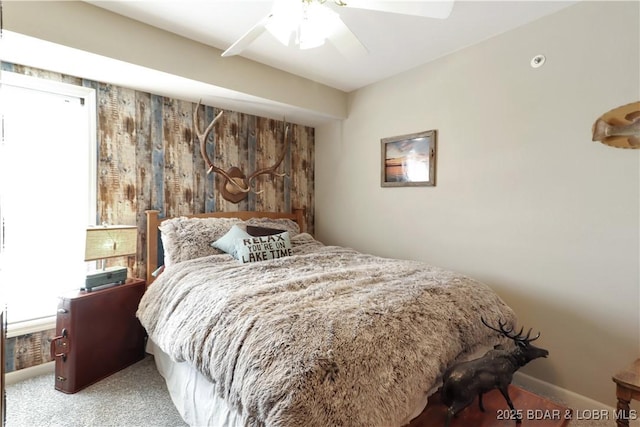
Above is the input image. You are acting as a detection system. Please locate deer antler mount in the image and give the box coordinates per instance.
[194,101,290,203]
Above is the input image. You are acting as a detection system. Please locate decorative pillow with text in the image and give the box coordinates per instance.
[235,231,293,264]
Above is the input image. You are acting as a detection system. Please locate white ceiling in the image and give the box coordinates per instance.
[86,0,578,92]
[1,1,578,126]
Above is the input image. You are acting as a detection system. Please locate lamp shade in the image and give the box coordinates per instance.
[85,225,137,261]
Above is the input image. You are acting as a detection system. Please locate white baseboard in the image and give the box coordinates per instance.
[514,371,613,412]
[6,361,55,386]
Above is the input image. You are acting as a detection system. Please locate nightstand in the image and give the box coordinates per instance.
[51,278,146,393]
[613,359,640,427]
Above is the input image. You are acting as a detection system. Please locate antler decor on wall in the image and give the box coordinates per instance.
[194,101,290,203]
[592,101,640,149]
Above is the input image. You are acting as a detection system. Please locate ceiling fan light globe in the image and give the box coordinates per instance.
[297,2,340,49]
[297,11,325,48]
[297,29,325,49]
[266,0,303,46]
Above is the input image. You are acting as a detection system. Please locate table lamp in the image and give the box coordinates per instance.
[84,225,137,291]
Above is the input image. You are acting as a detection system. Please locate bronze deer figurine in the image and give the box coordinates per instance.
[440,318,548,426]
[193,100,290,203]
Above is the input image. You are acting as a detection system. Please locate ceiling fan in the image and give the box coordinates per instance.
[221,0,455,58]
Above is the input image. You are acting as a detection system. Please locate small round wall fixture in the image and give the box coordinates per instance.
[530,54,546,68]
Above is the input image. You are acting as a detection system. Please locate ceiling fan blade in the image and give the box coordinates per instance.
[327,16,368,58]
[343,1,455,19]
[221,13,272,57]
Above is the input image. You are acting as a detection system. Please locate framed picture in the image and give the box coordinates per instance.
[381,129,437,187]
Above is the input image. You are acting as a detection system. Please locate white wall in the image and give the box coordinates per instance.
[316,1,639,406]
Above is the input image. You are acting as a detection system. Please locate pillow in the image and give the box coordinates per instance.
[211,224,251,257]
[159,217,243,266]
[246,225,285,237]
[235,231,293,264]
[245,218,300,237]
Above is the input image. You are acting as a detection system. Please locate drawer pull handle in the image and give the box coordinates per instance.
[50,328,69,362]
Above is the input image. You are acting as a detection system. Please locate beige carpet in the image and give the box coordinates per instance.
[6,355,638,427]
[5,355,186,427]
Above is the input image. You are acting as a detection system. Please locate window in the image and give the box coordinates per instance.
[0,72,97,324]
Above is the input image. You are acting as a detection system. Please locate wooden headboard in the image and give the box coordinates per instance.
[145,209,305,285]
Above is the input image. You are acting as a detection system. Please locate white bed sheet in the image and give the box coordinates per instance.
[148,339,243,427]
[147,339,492,427]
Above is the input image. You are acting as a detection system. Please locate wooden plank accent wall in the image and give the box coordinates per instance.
[3,62,314,278]
[2,62,315,372]
[4,329,56,373]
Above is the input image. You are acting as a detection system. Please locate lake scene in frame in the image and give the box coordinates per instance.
[384,136,431,182]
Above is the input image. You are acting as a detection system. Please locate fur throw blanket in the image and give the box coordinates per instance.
[137,233,516,427]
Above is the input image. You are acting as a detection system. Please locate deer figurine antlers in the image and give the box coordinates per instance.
[194,101,290,203]
[440,318,548,427]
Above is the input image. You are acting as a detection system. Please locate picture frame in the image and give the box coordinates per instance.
[381,129,437,187]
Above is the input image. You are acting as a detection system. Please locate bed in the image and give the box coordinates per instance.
[138,209,516,427]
